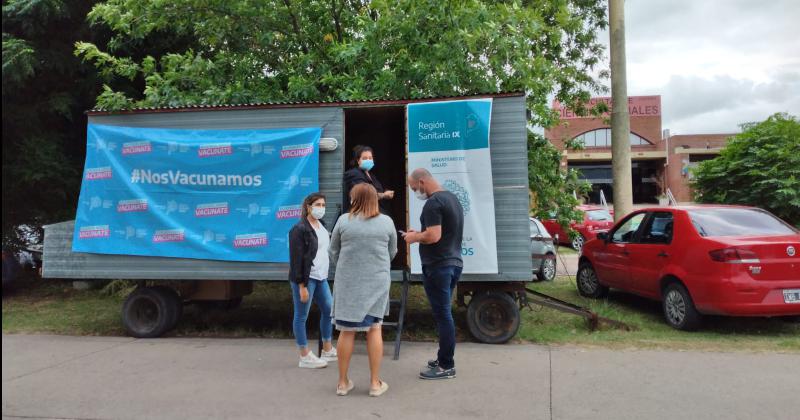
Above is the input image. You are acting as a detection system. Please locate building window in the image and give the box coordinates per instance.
[683,154,717,179]
[573,129,652,147]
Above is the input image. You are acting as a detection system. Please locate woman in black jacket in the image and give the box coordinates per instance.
[342,145,394,215]
[288,192,337,368]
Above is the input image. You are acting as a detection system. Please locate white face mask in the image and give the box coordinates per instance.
[414,188,428,201]
[311,207,326,220]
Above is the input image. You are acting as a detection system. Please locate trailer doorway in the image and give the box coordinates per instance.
[344,106,408,269]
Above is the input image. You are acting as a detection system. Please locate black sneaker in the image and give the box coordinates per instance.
[427,359,439,369]
[419,366,456,380]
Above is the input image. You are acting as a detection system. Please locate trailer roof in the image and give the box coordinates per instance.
[86,91,525,116]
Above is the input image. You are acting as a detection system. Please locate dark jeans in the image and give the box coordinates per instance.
[422,264,463,370]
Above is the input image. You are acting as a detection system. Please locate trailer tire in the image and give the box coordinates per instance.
[122,287,179,338]
[151,286,183,330]
[467,291,520,344]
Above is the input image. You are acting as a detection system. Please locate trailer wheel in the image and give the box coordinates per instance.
[151,286,183,329]
[467,291,520,344]
[122,287,180,338]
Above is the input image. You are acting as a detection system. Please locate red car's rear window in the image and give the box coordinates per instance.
[688,208,797,237]
[586,210,613,221]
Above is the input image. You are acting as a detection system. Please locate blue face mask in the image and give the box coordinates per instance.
[360,159,375,171]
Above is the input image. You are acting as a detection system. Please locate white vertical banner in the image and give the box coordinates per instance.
[407,99,498,274]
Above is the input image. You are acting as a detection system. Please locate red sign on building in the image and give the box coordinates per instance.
[553,96,661,119]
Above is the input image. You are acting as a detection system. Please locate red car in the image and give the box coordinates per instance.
[575,205,800,330]
[542,205,614,251]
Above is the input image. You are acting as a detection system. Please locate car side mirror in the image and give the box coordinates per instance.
[533,234,543,241]
[597,232,609,242]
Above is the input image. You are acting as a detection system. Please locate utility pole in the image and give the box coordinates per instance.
[609,0,633,220]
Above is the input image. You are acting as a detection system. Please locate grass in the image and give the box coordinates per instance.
[4,276,799,352]
[554,245,578,256]
[2,279,126,336]
[521,278,800,352]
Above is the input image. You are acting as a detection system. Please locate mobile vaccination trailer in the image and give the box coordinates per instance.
[43,92,533,344]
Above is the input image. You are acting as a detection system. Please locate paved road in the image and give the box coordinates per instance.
[3,334,798,420]
[555,251,578,277]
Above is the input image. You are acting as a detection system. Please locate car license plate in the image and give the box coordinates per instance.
[784,289,800,304]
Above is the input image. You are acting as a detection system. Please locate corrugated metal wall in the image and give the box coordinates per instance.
[43,95,532,282]
[44,108,344,280]
[465,94,532,282]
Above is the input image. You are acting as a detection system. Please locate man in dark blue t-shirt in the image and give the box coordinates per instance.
[403,168,464,380]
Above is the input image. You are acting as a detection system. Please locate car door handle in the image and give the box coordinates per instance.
[622,249,630,255]
[657,251,669,258]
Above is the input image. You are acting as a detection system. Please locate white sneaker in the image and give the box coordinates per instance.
[299,351,328,369]
[321,347,338,362]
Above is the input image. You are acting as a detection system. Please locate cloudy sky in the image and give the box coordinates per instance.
[595,0,800,134]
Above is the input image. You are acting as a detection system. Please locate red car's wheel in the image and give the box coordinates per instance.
[662,282,702,331]
[571,235,585,253]
[576,262,608,298]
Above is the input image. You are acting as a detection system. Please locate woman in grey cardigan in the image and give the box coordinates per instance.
[329,183,397,397]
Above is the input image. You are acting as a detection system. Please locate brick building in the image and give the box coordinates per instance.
[545,95,734,204]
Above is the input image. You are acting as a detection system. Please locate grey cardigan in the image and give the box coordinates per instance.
[329,213,398,323]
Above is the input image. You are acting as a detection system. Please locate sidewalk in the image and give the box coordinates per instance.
[3,334,799,420]
[555,251,578,277]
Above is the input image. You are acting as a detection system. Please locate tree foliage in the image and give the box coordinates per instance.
[77,0,608,225]
[2,0,199,247]
[2,0,608,245]
[78,1,606,128]
[528,132,591,232]
[693,113,800,227]
[2,0,101,247]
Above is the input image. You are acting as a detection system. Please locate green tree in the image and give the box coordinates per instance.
[528,132,590,232]
[2,0,101,247]
[2,0,200,247]
[76,0,608,227]
[693,113,800,227]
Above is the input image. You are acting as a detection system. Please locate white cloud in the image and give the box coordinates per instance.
[593,0,800,133]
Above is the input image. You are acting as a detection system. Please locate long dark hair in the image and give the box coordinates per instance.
[349,145,373,168]
[301,192,326,220]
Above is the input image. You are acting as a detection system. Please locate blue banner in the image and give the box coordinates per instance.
[408,99,492,152]
[72,124,321,262]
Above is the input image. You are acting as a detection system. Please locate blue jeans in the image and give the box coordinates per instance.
[422,265,463,370]
[290,278,333,349]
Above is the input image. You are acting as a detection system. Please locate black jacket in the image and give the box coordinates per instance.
[288,218,319,285]
[342,167,389,215]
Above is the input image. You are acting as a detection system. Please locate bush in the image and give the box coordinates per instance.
[693,113,800,227]
[99,279,138,298]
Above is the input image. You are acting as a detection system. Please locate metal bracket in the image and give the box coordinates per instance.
[524,287,634,331]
